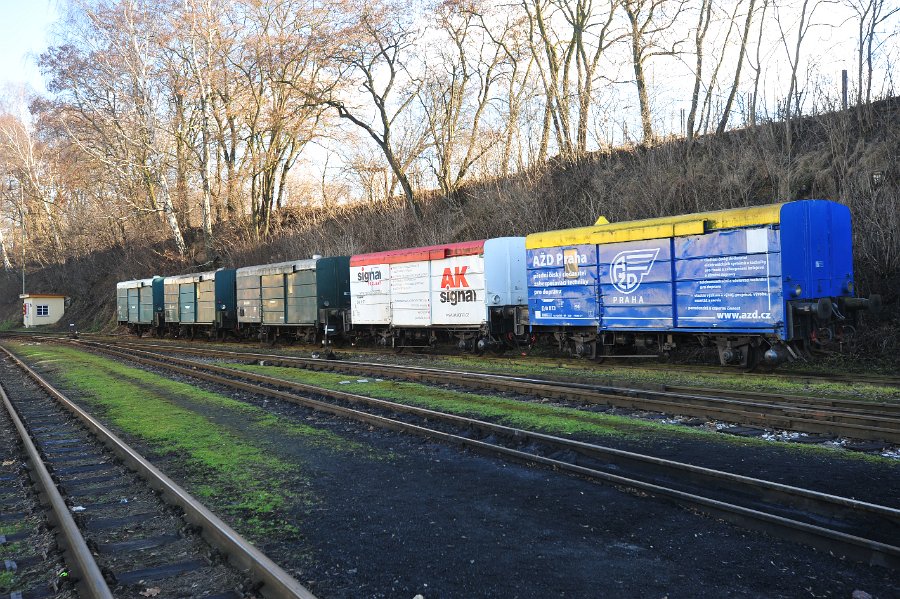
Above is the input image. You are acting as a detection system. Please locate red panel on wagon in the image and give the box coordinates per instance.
[350,240,485,266]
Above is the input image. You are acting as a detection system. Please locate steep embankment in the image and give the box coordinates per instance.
[1,100,896,364]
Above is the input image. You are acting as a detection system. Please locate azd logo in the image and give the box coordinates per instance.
[610,248,659,294]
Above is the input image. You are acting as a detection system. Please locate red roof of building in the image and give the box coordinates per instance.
[20,294,66,298]
[350,240,485,266]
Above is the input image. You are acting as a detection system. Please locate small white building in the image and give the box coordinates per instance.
[20,294,67,328]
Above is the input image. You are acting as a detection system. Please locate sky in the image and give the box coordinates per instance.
[0,0,895,188]
[0,0,60,94]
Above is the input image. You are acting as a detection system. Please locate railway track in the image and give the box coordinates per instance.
[467,353,900,389]
[96,340,900,445]
[0,345,317,599]
[43,338,900,568]
[5,330,899,390]
[0,374,76,597]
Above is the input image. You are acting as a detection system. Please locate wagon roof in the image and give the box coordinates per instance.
[116,277,159,289]
[166,270,218,284]
[526,202,789,249]
[351,240,485,266]
[236,259,317,276]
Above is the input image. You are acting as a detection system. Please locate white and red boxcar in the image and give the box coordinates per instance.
[350,238,529,350]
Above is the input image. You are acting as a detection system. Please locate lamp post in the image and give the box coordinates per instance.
[21,217,25,296]
[19,186,25,296]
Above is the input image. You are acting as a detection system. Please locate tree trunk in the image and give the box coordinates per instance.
[687,0,712,140]
[198,90,214,260]
[151,174,187,256]
[0,227,12,271]
[625,5,654,144]
[633,53,653,144]
[718,0,756,134]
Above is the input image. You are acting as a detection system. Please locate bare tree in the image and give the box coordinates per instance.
[420,1,503,199]
[622,0,689,144]
[847,0,899,105]
[42,0,188,255]
[717,0,757,133]
[0,113,63,257]
[472,6,535,175]
[324,4,427,221]
[772,0,835,198]
[746,0,770,124]
[524,0,623,156]
[685,0,713,140]
[233,0,332,238]
[169,0,220,259]
[696,0,743,134]
[775,0,832,139]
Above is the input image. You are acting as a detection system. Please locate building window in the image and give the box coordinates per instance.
[37,305,49,317]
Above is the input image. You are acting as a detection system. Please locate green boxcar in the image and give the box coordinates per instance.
[235,257,350,337]
[236,260,316,327]
[314,256,352,318]
[127,287,140,323]
[116,286,128,322]
[164,271,218,325]
[116,278,162,326]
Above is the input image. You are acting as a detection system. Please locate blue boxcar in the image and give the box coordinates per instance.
[526,200,865,366]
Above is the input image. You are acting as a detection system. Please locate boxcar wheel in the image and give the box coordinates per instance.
[742,346,761,372]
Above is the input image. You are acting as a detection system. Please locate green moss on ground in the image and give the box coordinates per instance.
[0,570,15,591]
[0,523,21,536]
[426,355,900,402]
[7,342,371,537]
[0,540,23,558]
[218,362,900,464]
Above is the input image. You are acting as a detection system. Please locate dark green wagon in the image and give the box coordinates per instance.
[235,256,350,343]
[162,268,237,339]
[116,277,163,335]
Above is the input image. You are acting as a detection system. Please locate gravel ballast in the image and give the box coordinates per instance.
[11,343,899,599]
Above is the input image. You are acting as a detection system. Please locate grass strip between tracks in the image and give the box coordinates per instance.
[219,362,900,463]
[429,355,900,402]
[8,342,366,537]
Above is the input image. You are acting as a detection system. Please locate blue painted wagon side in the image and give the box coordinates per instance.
[527,244,599,327]
[673,226,784,335]
[524,200,862,366]
[598,239,674,329]
[151,278,164,324]
[779,200,854,301]
[527,201,856,339]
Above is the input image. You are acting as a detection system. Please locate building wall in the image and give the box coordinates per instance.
[23,297,66,328]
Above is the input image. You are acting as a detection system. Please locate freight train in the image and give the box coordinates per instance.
[116,199,879,367]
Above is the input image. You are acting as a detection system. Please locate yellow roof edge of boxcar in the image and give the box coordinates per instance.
[525,203,786,249]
